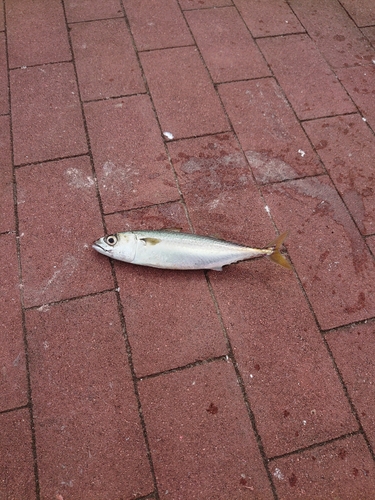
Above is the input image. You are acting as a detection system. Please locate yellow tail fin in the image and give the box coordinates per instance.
[267,231,292,270]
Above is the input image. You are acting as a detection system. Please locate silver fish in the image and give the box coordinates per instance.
[93,230,291,271]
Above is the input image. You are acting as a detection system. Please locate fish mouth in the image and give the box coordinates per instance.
[92,240,110,256]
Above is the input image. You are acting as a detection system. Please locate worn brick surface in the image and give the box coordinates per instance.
[210,259,357,457]
[339,0,375,27]
[336,66,375,132]
[104,205,227,377]
[5,0,70,68]
[0,32,8,115]
[0,1,4,31]
[271,434,375,498]
[0,409,36,500]
[70,18,144,101]
[16,157,113,308]
[233,0,303,37]
[0,234,28,411]
[178,0,232,9]
[262,176,375,330]
[85,95,179,213]
[186,7,270,83]
[124,0,193,51]
[0,116,14,233]
[289,0,374,68]
[168,132,275,243]
[303,114,375,235]
[367,235,375,256]
[362,26,375,46]
[140,47,229,139]
[258,35,356,120]
[64,0,123,23]
[139,360,274,498]
[10,63,87,165]
[327,321,375,451]
[218,79,322,184]
[26,292,153,499]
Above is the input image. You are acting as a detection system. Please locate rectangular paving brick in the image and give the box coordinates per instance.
[139,360,274,498]
[140,47,229,139]
[327,321,375,451]
[104,204,227,377]
[303,114,375,235]
[11,63,88,165]
[168,132,276,243]
[218,79,323,184]
[339,0,375,27]
[185,7,270,83]
[0,234,28,412]
[179,0,232,9]
[26,292,153,499]
[0,409,37,500]
[124,0,193,51]
[336,66,375,132]
[233,0,304,37]
[210,259,357,457]
[70,18,145,101]
[16,156,114,308]
[64,0,123,22]
[0,32,8,115]
[262,175,375,330]
[5,0,70,68]
[289,0,374,68]
[84,95,179,213]
[258,35,356,120]
[0,116,15,233]
[271,434,375,498]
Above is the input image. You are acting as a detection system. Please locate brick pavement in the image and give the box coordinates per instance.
[1,1,375,499]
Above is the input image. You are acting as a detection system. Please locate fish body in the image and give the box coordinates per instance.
[93,230,291,271]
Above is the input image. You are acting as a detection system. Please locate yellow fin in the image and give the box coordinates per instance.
[267,231,292,270]
[141,237,161,245]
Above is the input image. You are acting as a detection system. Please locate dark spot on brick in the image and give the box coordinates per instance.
[289,473,297,487]
[254,363,260,371]
[240,477,247,485]
[353,468,359,477]
[295,431,299,437]
[283,410,290,418]
[315,139,328,150]
[338,448,347,460]
[312,455,316,461]
[334,34,346,41]
[206,402,218,415]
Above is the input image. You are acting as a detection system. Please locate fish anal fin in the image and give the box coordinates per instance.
[162,227,182,232]
[210,266,223,271]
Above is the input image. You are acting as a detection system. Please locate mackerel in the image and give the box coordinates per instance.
[93,230,291,271]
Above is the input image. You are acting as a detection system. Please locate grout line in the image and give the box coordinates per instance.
[3,1,41,496]
[137,355,228,381]
[268,429,364,462]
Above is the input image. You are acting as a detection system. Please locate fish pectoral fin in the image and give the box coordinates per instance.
[210,266,223,271]
[140,237,161,246]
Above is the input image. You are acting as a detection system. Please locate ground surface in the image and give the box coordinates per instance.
[1,0,375,499]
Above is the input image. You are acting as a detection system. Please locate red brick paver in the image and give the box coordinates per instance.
[2,2,375,499]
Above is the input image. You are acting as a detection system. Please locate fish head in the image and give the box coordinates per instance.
[92,232,137,263]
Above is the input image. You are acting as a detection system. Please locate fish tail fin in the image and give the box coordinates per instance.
[267,231,292,270]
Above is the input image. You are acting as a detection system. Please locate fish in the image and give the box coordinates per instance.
[93,229,291,271]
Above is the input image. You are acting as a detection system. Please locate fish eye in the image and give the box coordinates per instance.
[105,235,117,246]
